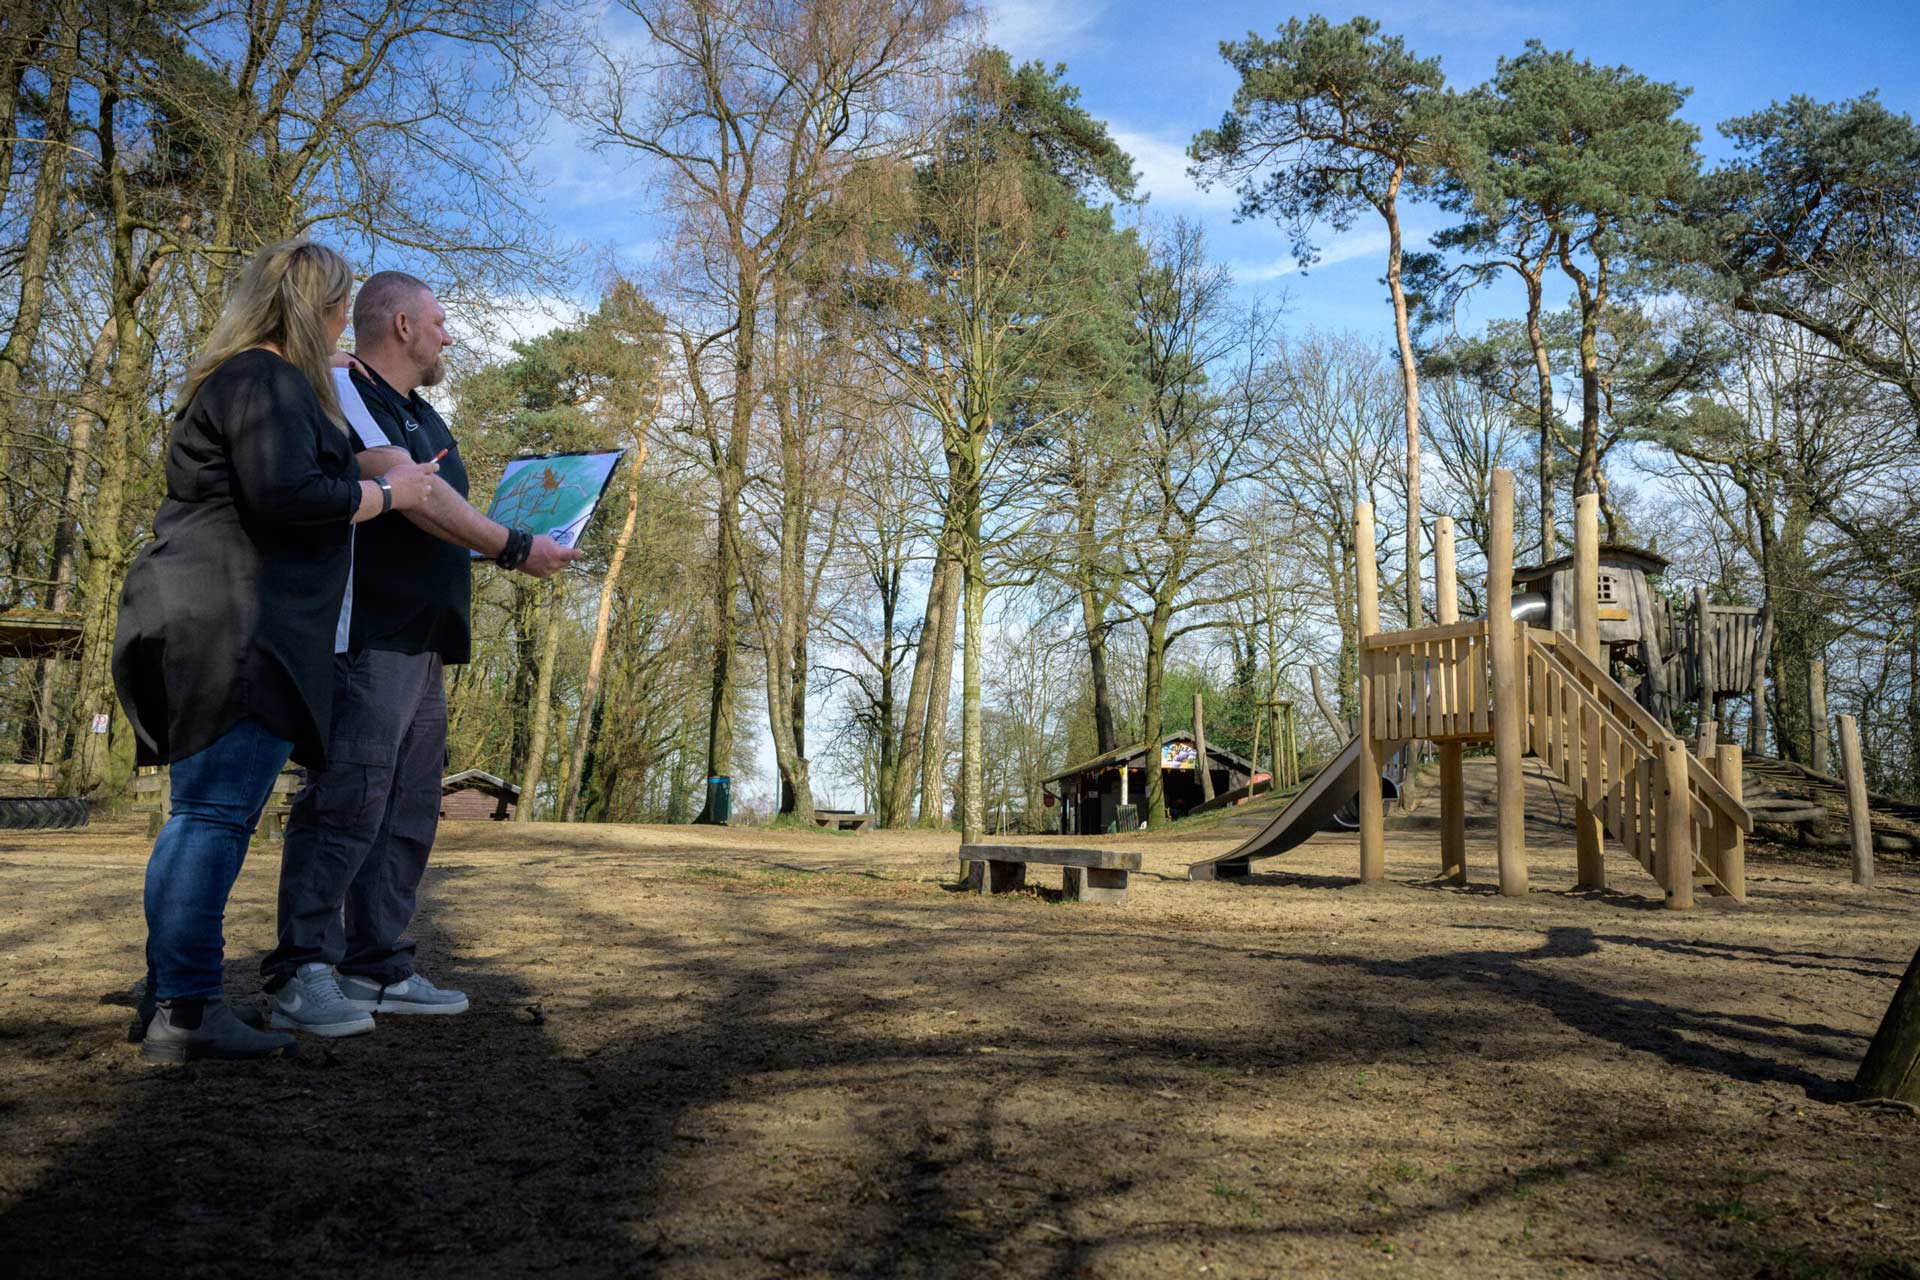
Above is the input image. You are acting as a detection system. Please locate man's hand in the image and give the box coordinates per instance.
[518,534,582,579]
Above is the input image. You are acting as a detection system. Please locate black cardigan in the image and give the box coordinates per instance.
[113,349,361,769]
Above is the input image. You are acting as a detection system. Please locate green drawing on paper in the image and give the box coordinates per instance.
[482,450,624,551]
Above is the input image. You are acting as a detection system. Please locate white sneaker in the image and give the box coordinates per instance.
[269,963,375,1037]
[337,971,469,1016]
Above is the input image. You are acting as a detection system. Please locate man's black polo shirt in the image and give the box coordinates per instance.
[345,363,473,665]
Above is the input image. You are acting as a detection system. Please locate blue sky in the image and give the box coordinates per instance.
[507,1,1919,810]
[519,0,1920,339]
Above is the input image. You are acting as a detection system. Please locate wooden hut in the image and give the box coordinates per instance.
[1041,735,1255,835]
[440,769,519,821]
[1511,543,1769,730]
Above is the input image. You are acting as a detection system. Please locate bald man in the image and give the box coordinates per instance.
[262,271,578,1036]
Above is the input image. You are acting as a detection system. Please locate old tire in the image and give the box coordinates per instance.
[0,796,90,830]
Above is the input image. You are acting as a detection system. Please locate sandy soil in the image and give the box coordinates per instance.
[1,764,1916,1279]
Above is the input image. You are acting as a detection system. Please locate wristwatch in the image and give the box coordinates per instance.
[374,475,393,514]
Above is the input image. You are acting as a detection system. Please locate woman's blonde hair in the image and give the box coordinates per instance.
[177,237,353,426]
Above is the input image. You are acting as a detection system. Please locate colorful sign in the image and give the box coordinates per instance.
[1162,740,1197,770]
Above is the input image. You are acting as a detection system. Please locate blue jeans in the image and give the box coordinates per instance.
[144,719,292,1001]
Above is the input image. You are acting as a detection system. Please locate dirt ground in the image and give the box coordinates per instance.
[2,763,1917,1279]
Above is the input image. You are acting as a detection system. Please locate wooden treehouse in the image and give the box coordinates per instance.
[1352,474,1753,909]
[1512,545,1771,733]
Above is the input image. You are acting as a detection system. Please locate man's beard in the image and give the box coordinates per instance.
[419,352,447,388]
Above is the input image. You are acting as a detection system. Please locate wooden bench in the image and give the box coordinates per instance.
[132,766,305,840]
[812,809,874,832]
[957,843,1142,905]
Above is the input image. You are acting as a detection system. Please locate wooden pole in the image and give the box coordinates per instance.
[1488,470,1527,897]
[1855,943,1920,1104]
[1713,742,1746,901]
[1694,585,1712,734]
[1809,657,1830,775]
[1660,738,1694,909]
[1193,690,1214,803]
[1696,720,1718,759]
[1435,516,1465,884]
[1356,501,1385,883]
[1573,493,1606,889]
[1838,713,1873,888]
[1286,705,1299,787]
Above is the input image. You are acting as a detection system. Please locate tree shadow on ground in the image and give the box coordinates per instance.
[1250,924,1862,1099]
[0,862,1895,1279]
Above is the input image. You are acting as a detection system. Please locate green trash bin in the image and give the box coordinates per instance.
[704,775,732,824]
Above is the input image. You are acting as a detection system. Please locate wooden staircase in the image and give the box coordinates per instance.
[1522,630,1751,902]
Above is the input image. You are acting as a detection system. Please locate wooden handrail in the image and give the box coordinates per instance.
[1363,617,1488,649]
[1532,631,1752,833]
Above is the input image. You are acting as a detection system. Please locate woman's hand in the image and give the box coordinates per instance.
[383,459,440,511]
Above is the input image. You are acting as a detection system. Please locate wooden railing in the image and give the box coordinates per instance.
[1524,630,1750,901]
[1360,618,1493,743]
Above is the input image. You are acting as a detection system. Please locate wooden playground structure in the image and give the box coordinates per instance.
[1353,470,1753,910]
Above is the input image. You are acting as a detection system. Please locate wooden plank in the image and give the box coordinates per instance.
[1363,617,1487,649]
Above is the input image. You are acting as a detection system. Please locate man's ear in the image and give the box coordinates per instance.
[392,310,413,346]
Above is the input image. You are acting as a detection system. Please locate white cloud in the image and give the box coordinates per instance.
[449,292,583,360]
[1109,127,1236,211]
[981,0,1102,61]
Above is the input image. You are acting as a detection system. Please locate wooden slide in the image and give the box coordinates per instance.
[1186,735,1405,881]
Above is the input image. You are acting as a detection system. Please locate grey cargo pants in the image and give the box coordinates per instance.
[263,649,446,988]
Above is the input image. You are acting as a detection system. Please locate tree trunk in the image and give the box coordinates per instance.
[0,0,80,460]
[959,537,986,845]
[1855,944,1920,1104]
[886,542,951,826]
[1383,186,1422,630]
[560,452,645,822]
[1076,489,1118,752]
[1140,611,1169,827]
[515,581,566,822]
[1524,273,1557,560]
[918,539,961,826]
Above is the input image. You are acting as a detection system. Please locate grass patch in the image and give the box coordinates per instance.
[1697,1197,1771,1224]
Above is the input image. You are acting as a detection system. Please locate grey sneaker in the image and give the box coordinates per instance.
[338,971,469,1016]
[269,963,376,1037]
[142,999,296,1063]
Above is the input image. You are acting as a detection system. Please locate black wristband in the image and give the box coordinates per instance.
[374,475,393,514]
[495,527,532,570]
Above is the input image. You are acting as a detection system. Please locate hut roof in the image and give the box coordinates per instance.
[1513,542,1670,588]
[1041,734,1258,786]
[442,769,520,798]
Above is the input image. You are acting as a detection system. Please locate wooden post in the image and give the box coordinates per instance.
[1660,739,1694,910]
[1270,703,1284,786]
[1694,585,1713,734]
[1855,943,1920,1104]
[1286,705,1300,787]
[1714,742,1746,901]
[1696,720,1718,759]
[1488,471,1527,897]
[1573,493,1605,890]
[1838,714,1873,888]
[1435,516,1465,884]
[1193,690,1214,803]
[1809,657,1830,775]
[1356,501,1385,883]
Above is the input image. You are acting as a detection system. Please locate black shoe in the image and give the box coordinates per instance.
[141,999,298,1063]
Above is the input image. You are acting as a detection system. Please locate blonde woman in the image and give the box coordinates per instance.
[113,239,440,1063]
